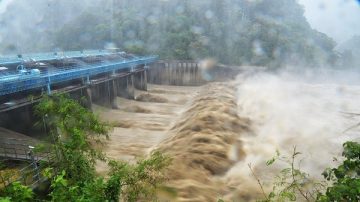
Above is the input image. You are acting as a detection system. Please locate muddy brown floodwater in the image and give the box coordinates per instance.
[95,84,201,176]
[94,71,360,202]
[95,82,253,201]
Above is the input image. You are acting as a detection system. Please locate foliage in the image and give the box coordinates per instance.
[44,169,108,202]
[0,182,33,202]
[0,0,339,67]
[29,0,335,68]
[106,151,171,201]
[43,151,170,202]
[251,147,325,202]
[0,197,11,202]
[31,94,171,201]
[317,141,360,201]
[253,142,360,202]
[34,94,110,183]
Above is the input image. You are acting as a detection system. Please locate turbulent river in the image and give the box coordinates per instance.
[95,69,360,201]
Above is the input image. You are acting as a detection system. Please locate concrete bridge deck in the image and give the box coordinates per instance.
[0,56,205,137]
[0,50,158,96]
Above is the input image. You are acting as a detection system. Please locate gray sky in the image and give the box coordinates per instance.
[0,0,13,14]
[298,0,360,44]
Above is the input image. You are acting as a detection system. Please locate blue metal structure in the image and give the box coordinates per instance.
[0,50,114,66]
[0,50,158,96]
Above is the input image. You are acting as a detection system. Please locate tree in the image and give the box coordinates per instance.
[32,94,171,201]
[34,94,109,183]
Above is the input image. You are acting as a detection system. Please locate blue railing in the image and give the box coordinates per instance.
[0,55,158,96]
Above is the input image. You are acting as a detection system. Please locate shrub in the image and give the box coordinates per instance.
[317,141,360,201]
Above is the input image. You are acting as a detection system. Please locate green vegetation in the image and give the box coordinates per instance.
[34,94,110,183]
[52,0,335,68]
[0,0,337,68]
[0,182,33,202]
[252,141,360,202]
[0,94,170,201]
[318,141,360,201]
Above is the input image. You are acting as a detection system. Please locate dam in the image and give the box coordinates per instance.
[0,50,206,160]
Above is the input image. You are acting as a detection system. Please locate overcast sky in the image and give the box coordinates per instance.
[298,0,360,44]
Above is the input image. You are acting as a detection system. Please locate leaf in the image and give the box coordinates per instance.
[266,157,276,166]
[268,191,276,199]
[280,191,296,201]
[0,197,11,202]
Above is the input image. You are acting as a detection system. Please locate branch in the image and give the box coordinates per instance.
[291,146,310,202]
[248,163,268,200]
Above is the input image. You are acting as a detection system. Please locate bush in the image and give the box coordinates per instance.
[32,94,171,201]
[317,141,360,201]
[45,151,170,202]
[0,182,33,202]
[252,142,360,202]
[250,147,325,202]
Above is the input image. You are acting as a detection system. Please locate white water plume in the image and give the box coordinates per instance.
[224,70,360,200]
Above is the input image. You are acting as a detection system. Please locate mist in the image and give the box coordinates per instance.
[0,0,343,68]
[298,0,360,44]
[222,69,360,200]
[0,0,104,53]
[0,0,359,201]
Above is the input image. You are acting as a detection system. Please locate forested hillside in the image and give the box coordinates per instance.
[0,0,337,67]
[338,35,360,68]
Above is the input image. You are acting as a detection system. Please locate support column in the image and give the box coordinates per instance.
[194,64,199,85]
[137,70,147,91]
[168,63,172,85]
[116,76,127,98]
[143,69,148,91]
[92,81,116,109]
[109,79,118,109]
[82,76,93,110]
[140,71,144,90]
[85,86,93,110]
[136,72,141,90]
[126,74,135,99]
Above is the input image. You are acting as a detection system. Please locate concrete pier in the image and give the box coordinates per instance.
[127,74,135,100]
[110,79,118,109]
[90,79,118,109]
[148,60,205,86]
[85,86,93,110]
[134,69,147,91]
[0,59,216,138]
[143,69,148,91]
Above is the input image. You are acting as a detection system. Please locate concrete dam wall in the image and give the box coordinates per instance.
[0,59,249,139]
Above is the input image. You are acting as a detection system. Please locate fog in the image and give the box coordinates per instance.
[0,0,359,201]
[0,0,104,53]
[1,0,348,68]
[226,69,360,200]
[298,0,360,44]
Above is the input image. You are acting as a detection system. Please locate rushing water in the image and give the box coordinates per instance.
[96,70,360,201]
[223,70,360,200]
